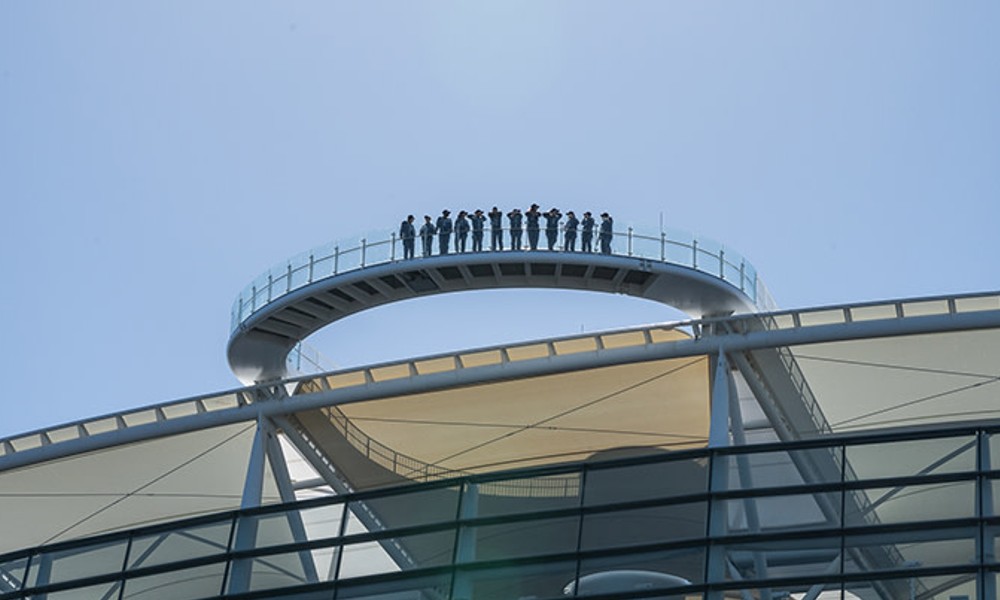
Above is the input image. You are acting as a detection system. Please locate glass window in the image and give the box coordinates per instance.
[336,572,450,600]
[453,559,576,600]
[128,520,232,570]
[0,555,28,593]
[844,572,977,600]
[845,436,977,481]
[244,503,346,550]
[472,476,581,518]
[584,457,708,507]
[843,481,975,527]
[581,502,707,550]
[338,530,455,579]
[465,516,578,562]
[243,550,320,593]
[122,562,226,599]
[715,491,840,534]
[842,527,977,573]
[28,540,127,587]
[347,486,459,531]
[33,581,123,599]
[579,547,705,588]
[720,446,844,490]
[718,535,840,582]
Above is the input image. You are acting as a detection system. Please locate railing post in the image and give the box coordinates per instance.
[361,238,367,267]
[251,285,257,312]
[334,246,339,275]
[286,264,293,292]
[308,254,314,283]
[391,233,396,261]
[627,226,633,256]
[740,261,745,292]
[238,296,245,323]
[267,274,273,302]
[692,239,699,269]
[660,232,666,262]
[719,249,725,279]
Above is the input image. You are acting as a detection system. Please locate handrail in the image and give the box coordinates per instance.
[229,225,779,332]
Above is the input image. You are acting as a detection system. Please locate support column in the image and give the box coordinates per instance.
[450,482,480,600]
[263,419,319,584]
[228,414,268,594]
[979,431,996,600]
[708,351,731,448]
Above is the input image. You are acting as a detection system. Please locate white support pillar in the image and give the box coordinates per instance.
[450,482,480,600]
[979,431,996,600]
[263,419,319,584]
[228,414,268,594]
[727,369,772,600]
[709,351,732,448]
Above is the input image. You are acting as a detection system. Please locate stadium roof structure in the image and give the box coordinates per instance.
[2,226,999,600]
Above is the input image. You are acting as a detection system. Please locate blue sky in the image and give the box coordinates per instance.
[2,2,998,439]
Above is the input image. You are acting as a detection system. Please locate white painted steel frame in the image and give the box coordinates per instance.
[3,292,999,476]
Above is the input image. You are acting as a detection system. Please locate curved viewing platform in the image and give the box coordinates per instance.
[228,226,778,382]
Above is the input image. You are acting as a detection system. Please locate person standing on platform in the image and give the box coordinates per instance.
[563,211,579,252]
[544,207,562,251]
[599,212,614,254]
[508,208,523,250]
[471,209,486,252]
[488,206,504,251]
[399,214,416,260]
[455,211,470,252]
[581,211,595,253]
[525,204,541,250]
[436,210,453,255]
[419,215,436,257]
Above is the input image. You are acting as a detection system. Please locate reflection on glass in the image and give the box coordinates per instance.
[122,562,226,600]
[29,540,127,586]
[581,502,707,550]
[128,521,231,570]
[455,559,576,600]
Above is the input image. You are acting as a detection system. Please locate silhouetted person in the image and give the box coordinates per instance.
[508,208,523,250]
[419,215,436,257]
[563,211,579,252]
[399,214,416,259]
[436,210,453,255]
[525,204,541,250]
[544,208,562,250]
[488,206,504,251]
[599,212,613,254]
[455,210,470,252]
[471,209,486,252]
[581,212,595,253]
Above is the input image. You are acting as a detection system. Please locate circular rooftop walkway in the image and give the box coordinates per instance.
[228,227,774,383]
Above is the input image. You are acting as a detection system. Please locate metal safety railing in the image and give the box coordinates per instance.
[230,225,778,332]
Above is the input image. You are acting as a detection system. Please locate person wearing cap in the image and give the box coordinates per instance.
[399,214,416,260]
[563,211,579,252]
[599,212,614,254]
[507,208,523,250]
[488,206,504,251]
[470,209,487,252]
[544,207,562,251]
[525,204,542,250]
[436,210,453,255]
[581,211,595,253]
[419,215,436,257]
[454,210,470,252]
